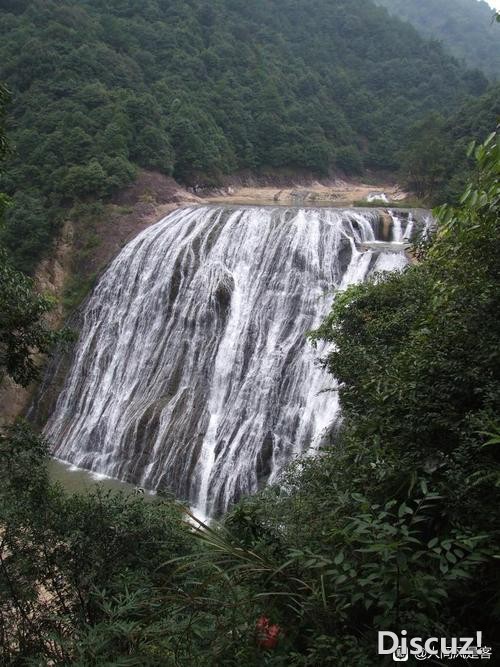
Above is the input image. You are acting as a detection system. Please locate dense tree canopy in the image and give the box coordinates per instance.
[0,252,69,386]
[0,0,493,271]
[374,0,500,80]
[220,127,500,664]
[399,85,500,202]
[0,83,67,387]
[1,128,499,665]
[1,2,500,662]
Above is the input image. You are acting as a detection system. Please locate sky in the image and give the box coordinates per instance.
[486,0,500,11]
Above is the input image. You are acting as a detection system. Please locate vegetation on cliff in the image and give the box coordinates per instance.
[0,0,494,271]
[1,3,499,663]
[0,84,68,387]
[1,39,499,658]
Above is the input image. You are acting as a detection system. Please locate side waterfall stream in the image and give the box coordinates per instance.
[41,206,415,517]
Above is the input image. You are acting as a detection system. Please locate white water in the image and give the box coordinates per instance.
[44,206,411,516]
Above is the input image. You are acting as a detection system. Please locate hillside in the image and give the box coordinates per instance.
[1,3,500,663]
[1,87,499,662]
[398,84,500,202]
[0,0,489,272]
[374,0,500,79]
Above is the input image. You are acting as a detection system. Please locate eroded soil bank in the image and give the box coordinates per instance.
[206,180,408,207]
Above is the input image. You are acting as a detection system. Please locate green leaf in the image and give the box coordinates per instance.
[334,552,345,565]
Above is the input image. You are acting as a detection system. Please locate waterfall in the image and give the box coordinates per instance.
[43,206,412,517]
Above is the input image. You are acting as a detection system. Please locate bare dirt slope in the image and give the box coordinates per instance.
[207,180,408,207]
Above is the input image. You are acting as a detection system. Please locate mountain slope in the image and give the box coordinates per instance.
[398,84,500,203]
[0,0,490,271]
[374,0,500,79]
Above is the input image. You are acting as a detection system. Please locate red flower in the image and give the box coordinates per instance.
[255,615,282,650]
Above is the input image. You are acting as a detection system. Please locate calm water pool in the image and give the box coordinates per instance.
[48,458,156,499]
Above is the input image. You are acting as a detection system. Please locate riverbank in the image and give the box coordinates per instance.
[206,180,409,207]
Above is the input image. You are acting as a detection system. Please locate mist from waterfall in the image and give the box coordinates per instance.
[43,206,411,517]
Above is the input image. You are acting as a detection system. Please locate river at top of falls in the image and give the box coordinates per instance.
[42,205,413,518]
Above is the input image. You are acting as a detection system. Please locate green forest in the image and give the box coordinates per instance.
[1,89,499,664]
[374,0,500,79]
[0,0,498,271]
[1,0,500,664]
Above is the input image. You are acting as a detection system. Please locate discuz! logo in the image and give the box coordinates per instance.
[378,631,492,661]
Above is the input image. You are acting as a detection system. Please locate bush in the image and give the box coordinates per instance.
[188,128,500,663]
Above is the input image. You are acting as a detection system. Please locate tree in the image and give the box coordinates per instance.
[198,128,500,664]
[0,0,490,266]
[2,192,52,273]
[399,113,450,200]
[0,251,67,386]
[373,0,500,80]
[0,83,65,386]
[0,83,9,224]
[0,421,196,665]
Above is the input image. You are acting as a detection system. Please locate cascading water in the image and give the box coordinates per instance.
[43,206,413,517]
